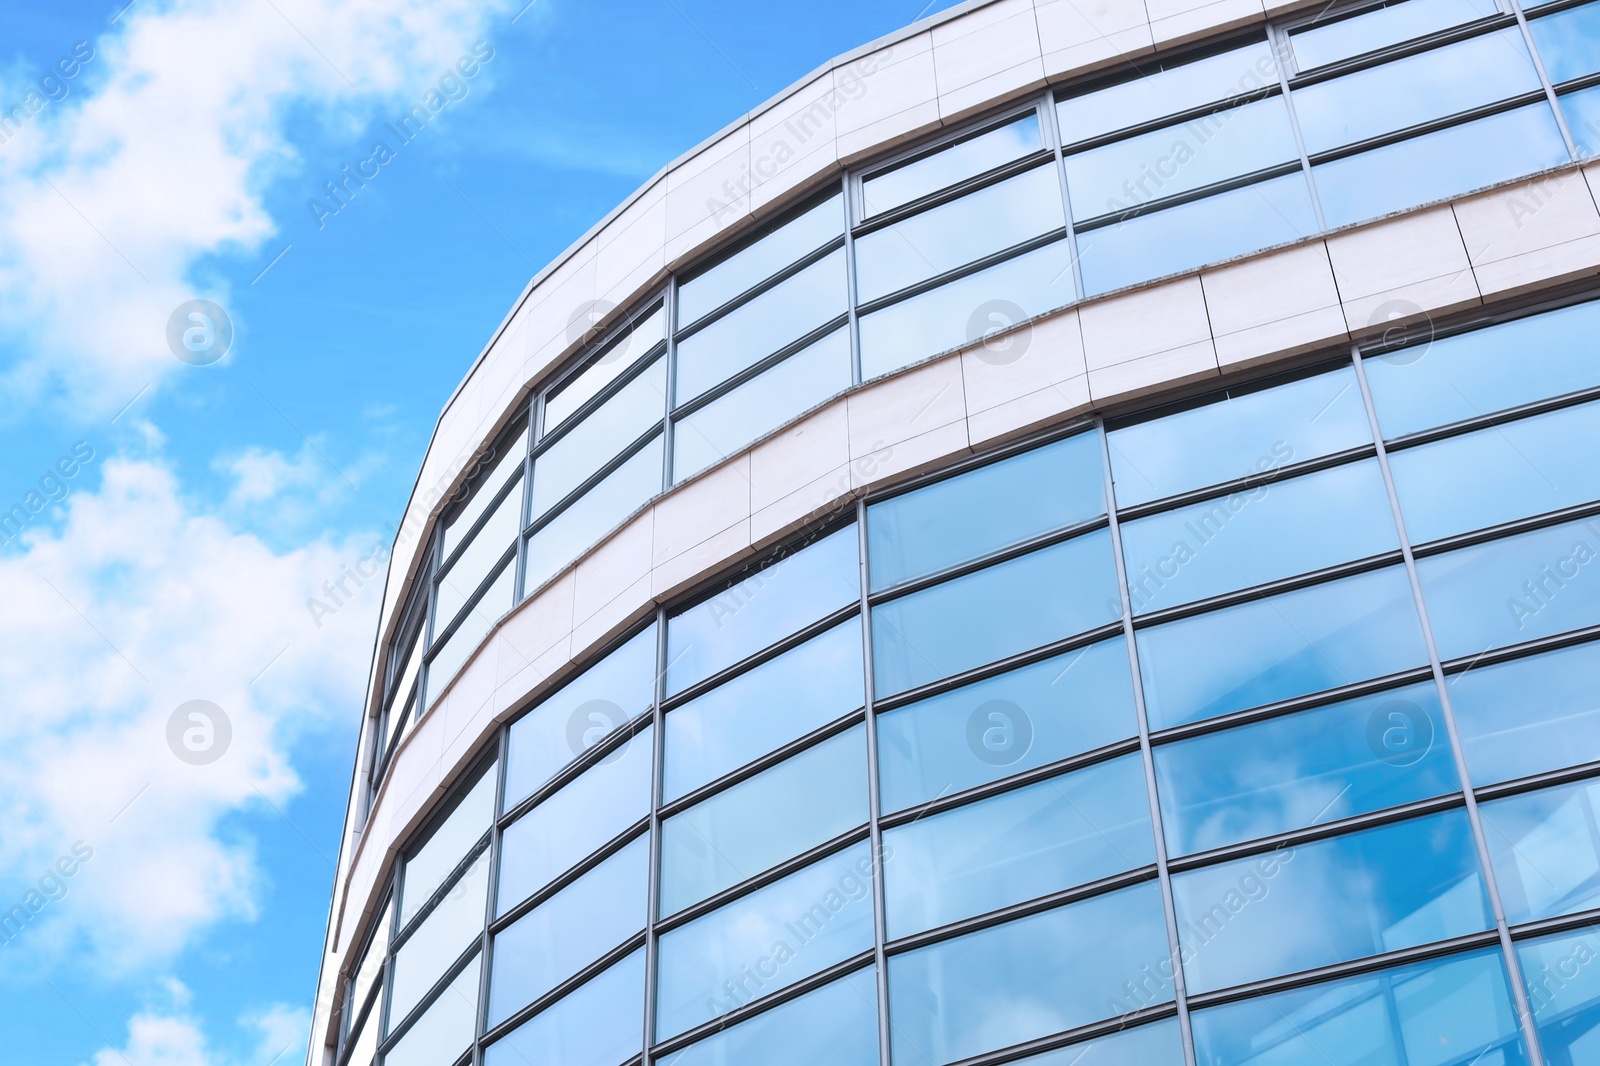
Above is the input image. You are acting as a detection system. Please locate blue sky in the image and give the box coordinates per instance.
[0,1,962,1063]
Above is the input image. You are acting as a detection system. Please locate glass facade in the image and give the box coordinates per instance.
[339,290,1600,1066]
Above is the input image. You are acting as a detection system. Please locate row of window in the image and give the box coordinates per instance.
[337,292,1600,1066]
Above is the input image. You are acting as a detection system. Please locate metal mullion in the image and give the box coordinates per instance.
[1553,68,1600,96]
[519,426,663,541]
[944,1003,1180,1066]
[866,517,1111,606]
[490,823,649,932]
[1507,0,1580,158]
[1039,89,1088,301]
[1508,903,1600,941]
[658,603,861,710]
[422,544,516,659]
[850,150,1057,236]
[438,465,525,578]
[1441,622,1600,678]
[482,930,649,1045]
[1126,550,1407,630]
[378,933,485,1054]
[1303,89,1552,167]
[843,172,864,386]
[1285,12,1521,87]
[656,708,867,819]
[852,227,1071,317]
[1268,21,1328,229]
[1058,80,1283,156]
[672,237,844,343]
[392,833,492,949]
[660,278,679,495]
[1114,443,1377,522]
[1476,758,1600,802]
[854,503,893,1066]
[530,345,665,462]
[1070,160,1311,232]
[1095,420,1199,1066]
[642,607,667,1061]
[1349,347,1548,1066]
[470,727,508,1066]
[1382,381,1600,452]
[419,524,441,709]
[667,313,849,421]
[514,402,535,604]
[866,417,1098,508]
[1410,498,1600,560]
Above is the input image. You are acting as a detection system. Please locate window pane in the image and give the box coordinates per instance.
[884,753,1154,937]
[888,882,1171,1066]
[435,479,520,630]
[877,636,1139,813]
[390,852,490,1028]
[1153,682,1459,856]
[402,765,496,926]
[383,953,480,1066]
[1137,565,1429,730]
[1120,460,1398,613]
[1079,172,1319,296]
[671,327,851,482]
[387,624,424,721]
[532,358,666,520]
[1189,948,1526,1066]
[1365,300,1600,439]
[545,303,666,432]
[1562,82,1600,156]
[487,834,648,1027]
[1290,0,1503,71]
[857,235,1078,381]
[1314,103,1568,229]
[1416,517,1600,661]
[678,194,844,326]
[483,948,644,1066]
[426,557,515,701]
[655,843,875,1039]
[1293,30,1541,154]
[1109,364,1369,507]
[1391,400,1600,544]
[862,113,1041,217]
[497,725,653,913]
[1481,779,1600,923]
[664,618,863,802]
[1451,639,1600,786]
[1009,1017,1185,1066]
[660,726,868,915]
[872,530,1122,697]
[523,434,663,594]
[442,430,527,559]
[503,624,656,811]
[1172,812,1491,993]
[663,964,879,1066]
[869,432,1107,591]
[1065,98,1299,219]
[1530,1,1600,83]
[343,996,379,1066]
[666,524,860,696]
[1057,41,1280,145]
[350,897,392,1024]
[674,248,846,404]
[856,163,1063,303]
[1517,928,1600,1060]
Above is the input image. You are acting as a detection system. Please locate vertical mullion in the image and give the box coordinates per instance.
[1348,346,1548,1066]
[642,607,669,1062]
[1269,22,1329,232]
[855,502,894,1066]
[472,732,509,1066]
[1040,90,1089,302]
[662,278,681,491]
[515,401,538,605]
[843,173,865,386]
[1507,0,1581,159]
[1095,420,1199,1066]
[420,526,442,715]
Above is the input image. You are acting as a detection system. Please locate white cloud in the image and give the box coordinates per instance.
[82,986,311,1066]
[0,0,516,413]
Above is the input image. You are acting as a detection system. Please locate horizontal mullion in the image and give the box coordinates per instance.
[1304,89,1550,167]
[1381,382,1600,452]
[668,313,849,420]
[945,1003,1180,1066]
[498,712,653,827]
[479,929,647,1045]
[532,347,666,456]
[1553,67,1600,96]
[1060,82,1283,156]
[376,934,484,1052]
[1286,12,1520,87]
[437,469,525,577]
[877,735,1144,830]
[1508,902,1600,942]
[1113,442,1377,522]
[868,516,1111,605]
[852,228,1070,316]
[422,547,517,661]
[1441,622,1600,680]
[1073,159,1305,231]
[1473,758,1600,803]
[657,708,867,818]
[1409,497,1600,560]
[1127,549,1408,629]
[491,820,650,929]
[659,603,862,711]
[673,237,846,342]
[867,420,1101,510]
[520,425,665,541]
[852,151,1057,235]
[391,834,492,949]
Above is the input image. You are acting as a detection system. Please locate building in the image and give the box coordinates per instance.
[304,0,1600,1063]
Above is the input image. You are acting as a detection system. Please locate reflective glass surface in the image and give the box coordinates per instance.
[872,530,1121,697]
[383,953,480,1066]
[390,852,490,1028]
[663,618,863,802]
[503,625,656,810]
[344,998,379,1066]
[482,949,644,1066]
[435,479,520,630]
[1450,639,1600,785]
[671,327,851,482]
[1108,365,1369,507]
[660,964,879,1066]
[856,163,1064,302]
[1120,460,1398,612]
[441,432,527,560]
[497,725,654,913]
[659,726,868,915]
[1154,683,1458,856]
[349,897,391,1025]
[531,357,666,519]
[1364,299,1600,438]
[665,524,859,695]
[1011,1018,1185,1066]
[1529,1,1600,84]
[861,113,1041,217]
[655,843,875,1039]
[674,248,846,403]
[876,636,1139,813]
[1518,928,1600,1061]
[1563,82,1600,156]
[1416,517,1600,661]
[544,303,667,432]
[888,882,1171,1065]
[1481,780,1600,923]
[884,752,1154,937]
[1137,565,1429,729]
[427,558,515,700]
[523,435,663,593]
[487,834,648,1026]
[1189,948,1527,1066]
[1290,0,1503,71]
[402,765,496,926]
[1056,41,1280,145]
[868,431,1107,591]
[678,194,844,326]
[1391,401,1600,544]
[1172,812,1491,993]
